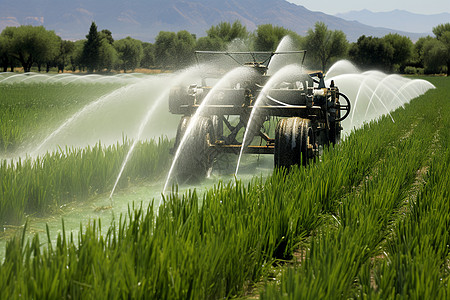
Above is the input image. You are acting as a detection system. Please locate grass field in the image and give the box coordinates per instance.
[0,76,448,299]
[0,76,175,226]
[0,82,123,153]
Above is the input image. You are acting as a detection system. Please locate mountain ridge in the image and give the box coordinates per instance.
[0,0,428,42]
[335,9,450,34]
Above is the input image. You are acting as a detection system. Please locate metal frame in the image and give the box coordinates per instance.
[170,51,349,159]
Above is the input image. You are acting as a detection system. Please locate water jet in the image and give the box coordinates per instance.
[165,50,351,187]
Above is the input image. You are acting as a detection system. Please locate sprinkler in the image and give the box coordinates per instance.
[167,50,351,181]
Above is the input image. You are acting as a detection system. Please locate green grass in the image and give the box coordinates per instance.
[0,76,448,299]
[0,79,173,226]
[0,82,123,153]
[0,138,172,226]
[261,76,450,299]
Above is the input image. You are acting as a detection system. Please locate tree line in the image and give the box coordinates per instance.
[0,21,449,75]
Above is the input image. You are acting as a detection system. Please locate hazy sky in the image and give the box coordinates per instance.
[287,0,450,15]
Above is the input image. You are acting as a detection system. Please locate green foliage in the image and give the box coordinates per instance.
[412,36,434,67]
[81,22,101,73]
[155,31,178,68]
[195,21,250,52]
[432,23,450,75]
[175,31,196,67]
[114,37,143,72]
[0,138,171,225]
[0,77,448,299]
[55,39,75,73]
[206,20,249,43]
[2,21,447,74]
[423,38,447,74]
[195,36,225,51]
[261,77,450,299]
[69,40,85,72]
[304,22,348,71]
[0,82,123,153]
[99,38,118,72]
[412,24,450,75]
[349,35,394,71]
[0,34,13,71]
[254,24,291,51]
[155,30,196,69]
[2,25,59,72]
[384,33,413,72]
[100,29,114,45]
[404,66,424,75]
[80,23,122,73]
[140,42,156,68]
[0,80,172,225]
[433,23,450,40]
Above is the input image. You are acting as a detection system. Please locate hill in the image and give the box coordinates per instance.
[0,0,426,42]
[336,9,450,34]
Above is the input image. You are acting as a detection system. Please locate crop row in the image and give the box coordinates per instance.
[360,100,450,298]
[0,138,172,225]
[0,77,447,299]
[261,77,449,298]
[0,82,122,153]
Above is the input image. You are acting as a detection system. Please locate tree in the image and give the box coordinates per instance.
[416,23,450,75]
[69,40,85,72]
[99,39,118,72]
[305,22,348,71]
[0,33,12,72]
[3,25,59,72]
[349,35,394,71]
[154,30,197,69]
[383,33,413,72]
[196,36,224,51]
[412,36,434,68]
[141,42,155,68]
[195,21,250,52]
[254,24,304,52]
[422,38,447,74]
[155,31,178,68]
[55,39,75,73]
[100,29,114,45]
[81,22,101,73]
[114,37,143,72]
[175,30,196,67]
[432,23,450,75]
[207,21,249,44]
[433,23,450,40]
[254,24,290,51]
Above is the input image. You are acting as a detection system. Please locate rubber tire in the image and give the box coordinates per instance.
[173,116,190,152]
[211,115,222,140]
[274,117,314,169]
[175,116,216,183]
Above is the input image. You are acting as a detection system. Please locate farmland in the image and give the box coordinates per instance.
[0,76,449,298]
[0,81,123,154]
[0,77,173,226]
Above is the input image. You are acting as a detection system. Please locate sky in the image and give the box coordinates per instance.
[287,0,450,15]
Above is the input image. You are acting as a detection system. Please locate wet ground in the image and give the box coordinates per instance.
[0,154,273,260]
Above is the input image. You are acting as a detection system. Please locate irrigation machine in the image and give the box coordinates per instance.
[169,51,351,180]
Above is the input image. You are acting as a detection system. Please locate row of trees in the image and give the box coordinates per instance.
[0,23,146,73]
[0,21,449,74]
[349,24,450,75]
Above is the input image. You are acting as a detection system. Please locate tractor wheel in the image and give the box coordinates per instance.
[173,116,190,152]
[175,116,216,182]
[211,115,223,141]
[274,117,315,169]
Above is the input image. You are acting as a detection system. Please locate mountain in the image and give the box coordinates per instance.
[0,0,426,42]
[336,9,450,35]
